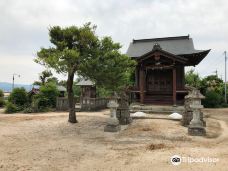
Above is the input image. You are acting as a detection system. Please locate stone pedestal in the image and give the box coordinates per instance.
[187,89,206,136]
[116,92,132,125]
[104,118,121,132]
[104,98,121,132]
[182,97,193,126]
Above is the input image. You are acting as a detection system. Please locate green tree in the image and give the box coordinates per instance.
[202,91,223,108]
[0,89,4,107]
[59,80,67,87]
[8,88,28,106]
[47,77,59,84]
[35,23,99,123]
[0,89,3,97]
[79,37,136,94]
[185,69,201,88]
[33,70,53,85]
[34,82,59,110]
[35,23,135,123]
[73,83,81,97]
[200,75,223,95]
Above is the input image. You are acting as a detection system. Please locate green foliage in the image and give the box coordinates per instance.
[0,90,5,107]
[35,23,99,75]
[79,37,136,93]
[185,70,227,108]
[33,70,54,85]
[5,102,19,114]
[8,88,28,106]
[0,89,4,97]
[59,80,67,87]
[185,69,201,88]
[96,86,112,97]
[34,82,59,110]
[73,83,81,97]
[35,23,101,122]
[35,23,135,94]
[200,75,224,95]
[47,77,59,84]
[0,98,5,107]
[202,90,223,108]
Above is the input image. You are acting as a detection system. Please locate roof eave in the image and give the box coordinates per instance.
[179,49,211,66]
[137,49,188,64]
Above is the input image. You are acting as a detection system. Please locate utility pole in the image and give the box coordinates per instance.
[214,69,218,77]
[225,51,227,103]
[12,74,20,91]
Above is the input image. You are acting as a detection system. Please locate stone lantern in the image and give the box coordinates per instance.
[188,89,206,136]
[104,97,121,132]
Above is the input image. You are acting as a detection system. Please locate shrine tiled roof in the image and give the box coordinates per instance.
[126,35,209,58]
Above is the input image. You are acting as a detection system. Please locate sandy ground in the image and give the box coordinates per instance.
[0,108,228,171]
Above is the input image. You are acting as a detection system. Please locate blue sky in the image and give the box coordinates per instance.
[0,0,227,84]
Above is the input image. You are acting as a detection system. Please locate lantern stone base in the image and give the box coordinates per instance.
[117,109,132,125]
[188,125,206,136]
[104,118,121,132]
[182,111,206,127]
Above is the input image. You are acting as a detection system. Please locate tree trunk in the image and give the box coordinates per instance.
[67,72,77,123]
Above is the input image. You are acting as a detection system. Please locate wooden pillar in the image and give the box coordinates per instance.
[139,68,145,104]
[173,67,177,106]
[135,66,139,88]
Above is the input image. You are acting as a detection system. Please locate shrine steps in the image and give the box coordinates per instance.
[144,95,173,105]
[130,103,184,114]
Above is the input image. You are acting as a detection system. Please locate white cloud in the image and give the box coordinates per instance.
[0,0,228,84]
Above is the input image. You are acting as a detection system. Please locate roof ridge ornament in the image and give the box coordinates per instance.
[153,43,162,50]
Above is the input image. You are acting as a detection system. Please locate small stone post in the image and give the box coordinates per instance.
[182,86,194,126]
[116,91,132,125]
[104,97,121,132]
[188,89,206,136]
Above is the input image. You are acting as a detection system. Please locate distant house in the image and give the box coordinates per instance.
[29,85,40,95]
[57,85,67,97]
[29,85,67,97]
[126,35,210,105]
[76,79,96,98]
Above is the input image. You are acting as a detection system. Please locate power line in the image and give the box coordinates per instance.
[196,53,224,76]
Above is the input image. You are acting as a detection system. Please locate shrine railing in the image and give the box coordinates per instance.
[56,97,108,111]
[80,97,108,111]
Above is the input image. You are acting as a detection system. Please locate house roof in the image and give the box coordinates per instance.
[57,85,66,92]
[76,79,94,86]
[126,35,209,58]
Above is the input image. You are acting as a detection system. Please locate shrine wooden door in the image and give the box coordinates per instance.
[146,69,173,95]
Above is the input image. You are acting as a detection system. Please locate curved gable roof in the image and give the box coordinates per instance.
[126,35,208,58]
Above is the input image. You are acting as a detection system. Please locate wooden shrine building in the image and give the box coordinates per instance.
[76,79,96,98]
[127,35,210,105]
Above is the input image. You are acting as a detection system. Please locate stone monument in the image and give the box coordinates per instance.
[104,96,121,132]
[187,88,206,136]
[182,86,206,127]
[116,91,132,125]
[182,86,194,126]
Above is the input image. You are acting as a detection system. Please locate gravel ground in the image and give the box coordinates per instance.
[0,108,228,171]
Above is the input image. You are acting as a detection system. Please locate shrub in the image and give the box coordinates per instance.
[0,89,4,97]
[202,91,223,108]
[5,102,19,113]
[220,103,228,108]
[0,89,5,107]
[0,98,5,107]
[33,83,59,110]
[8,88,28,106]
